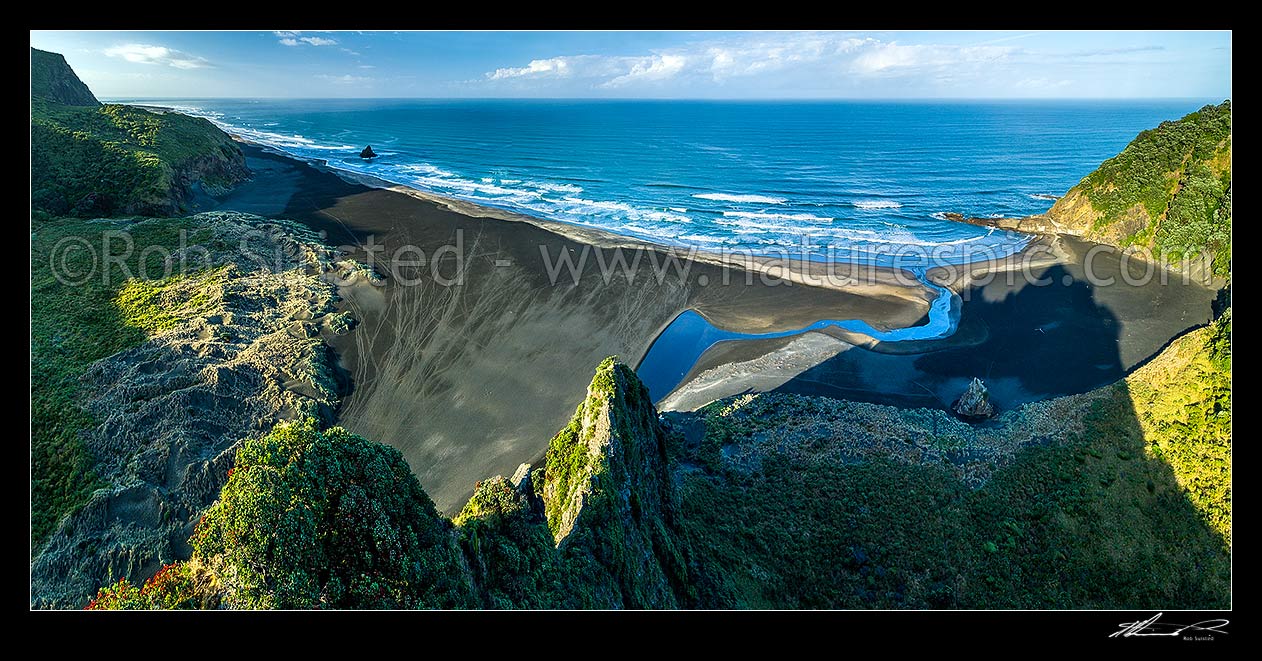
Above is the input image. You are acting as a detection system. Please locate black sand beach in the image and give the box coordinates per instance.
[219,143,1221,511]
[219,144,938,511]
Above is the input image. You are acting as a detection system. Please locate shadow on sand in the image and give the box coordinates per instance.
[760,263,1230,607]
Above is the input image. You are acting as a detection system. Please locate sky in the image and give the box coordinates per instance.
[30,30,1232,100]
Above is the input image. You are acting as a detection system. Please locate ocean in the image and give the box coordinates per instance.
[115,98,1210,268]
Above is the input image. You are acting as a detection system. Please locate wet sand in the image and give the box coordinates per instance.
[219,143,937,512]
[661,234,1222,412]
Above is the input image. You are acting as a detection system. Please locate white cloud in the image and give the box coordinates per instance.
[602,54,686,88]
[705,36,872,80]
[487,57,577,80]
[275,31,339,47]
[472,33,1106,96]
[103,44,210,69]
[851,43,1013,75]
[1015,77,1073,90]
[485,53,686,87]
[316,74,373,85]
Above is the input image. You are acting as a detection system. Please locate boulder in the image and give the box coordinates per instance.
[953,377,995,420]
[359,145,378,159]
[510,462,532,491]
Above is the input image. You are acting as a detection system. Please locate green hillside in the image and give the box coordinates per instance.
[31,48,248,217]
[1047,101,1231,274]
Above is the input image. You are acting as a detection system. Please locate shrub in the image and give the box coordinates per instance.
[190,419,473,609]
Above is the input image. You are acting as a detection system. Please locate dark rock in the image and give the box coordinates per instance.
[953,377,996,421]
[360,145,378,159]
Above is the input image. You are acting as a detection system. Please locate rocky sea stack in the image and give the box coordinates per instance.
[360,145,378,159]
[953,377,996,421]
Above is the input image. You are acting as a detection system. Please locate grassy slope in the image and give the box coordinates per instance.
[678,316,1231,608]
[1127,309,1231,542]
[87,323,1230,609]
[31,100,245,216]
[30,217,222,548]
[1048,101,1231,273]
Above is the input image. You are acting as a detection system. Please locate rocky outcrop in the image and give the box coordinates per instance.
[31,48,99,106]
[953,377,996,420]
[29,212,374,609]
[360,145,377,159]
[539,358,693,608]
[941,212,1069,235]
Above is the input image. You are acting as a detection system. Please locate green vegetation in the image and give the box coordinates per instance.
[29,50,251,552]
[1127,309,1231,542]
[114,266,225,335]
[31,48,247,217]
[454,477,562,609]
[31,217,219,549]
[1050,101,1231,274]
[679,317,1232,608]
[31,48,98,106]
[84,330,1230,609]
[32,100,247,217]
[85,560,223,610]
[460,356,691,609]
[189,420,473,609]
[89,359,693,610]
[543,413,590,537]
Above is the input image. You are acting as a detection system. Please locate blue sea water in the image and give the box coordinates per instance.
[112,98,1216,399]
[115,98,1210,267]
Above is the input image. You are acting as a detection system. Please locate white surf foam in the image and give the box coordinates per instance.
[527,181,584,194]
[852,200,903,210]
[693,192,788,204]
[722,211,834,223]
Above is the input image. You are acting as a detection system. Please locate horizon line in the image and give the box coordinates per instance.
[97,95,1231,102]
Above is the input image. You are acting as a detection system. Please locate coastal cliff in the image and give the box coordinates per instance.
[1045,101,1231,274]
[31,48,98,106]
[31,48,249,217]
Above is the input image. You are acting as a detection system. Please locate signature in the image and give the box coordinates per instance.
[1110,613,1230,638]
